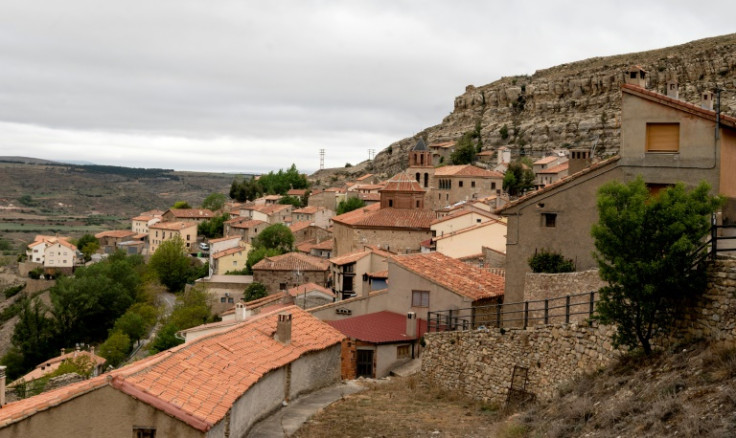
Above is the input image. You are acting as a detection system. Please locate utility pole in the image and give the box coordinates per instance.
[368,149,375,161]
[319,149,325,170]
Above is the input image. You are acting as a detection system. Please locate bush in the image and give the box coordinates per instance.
[3,283,25,299]
[528,249,575,273]
[28,267,43,280]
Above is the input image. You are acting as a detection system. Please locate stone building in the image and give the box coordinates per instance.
[252,252,331,293]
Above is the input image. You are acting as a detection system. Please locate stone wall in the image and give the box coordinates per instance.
[522,270,608,324]
[422,322,618,403]
[422,257,736,404]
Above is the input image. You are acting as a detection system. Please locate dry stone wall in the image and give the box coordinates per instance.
[422,256,736,404]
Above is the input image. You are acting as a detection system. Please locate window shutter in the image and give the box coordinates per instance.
[646,123,679,152]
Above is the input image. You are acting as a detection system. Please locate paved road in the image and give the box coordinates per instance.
[247,380,365,438]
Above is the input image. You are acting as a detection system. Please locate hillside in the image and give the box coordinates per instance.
[0,160,248,247]
[311,33,736,184]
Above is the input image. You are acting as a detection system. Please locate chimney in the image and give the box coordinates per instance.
[406,312,417,338]
[568,148,592,175]
[701,90,714,111]
[666,80,679,100]
[235,302,247,322]
[275,313,292,344]
[624,65,647,88]
[0,365,6,407]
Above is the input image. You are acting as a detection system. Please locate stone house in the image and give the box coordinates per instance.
[428,140,456,165]
[498,78,736,308]
[288,283,335,309]
[148,221,198,254]
[328,311,427,379]
[0,307,344,438]
[224,218,267,243]
[131,214,161,235]
[431,165,504,209]
[291,206,334,228]
[289,221,332,246]
[307,187,345,212]
[252,252,331,293]
[95,230,137,254]
[193,274,253,315]
[534,161,569,188]
[239,204,292,225]
[331,173,435,256]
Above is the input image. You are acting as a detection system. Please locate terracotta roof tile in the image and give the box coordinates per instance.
[311,239,333,251]
[341,208,435,229]
[132,215,155,221]
[428,141,455,149]
[391,252,504,300]
[329,250,370,266]
[327,311,426,343]
[367,270,388,278]
[166,209,216,219]
[380,172,424,193]
[293,206,320,214]
[230,219,267,229]
[355,174,374,181]
[434,165,503,178]
[289,221,313,233]
[537,161,569,174]
[211,247,246,260]
[287,283,334,298]
[287,189,307,196]
[331,203,381,225]
[150,221,196,231]
[206,236,241,244]
[533,156,560,165]
[253,252,330,272]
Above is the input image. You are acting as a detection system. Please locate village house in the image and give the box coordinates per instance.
[289,221,332,246]
[331,172,435,256]
[193,274,253,315]
[224,217,267,243]
[308,187,346,212]
[288,283,335,309]
[431,165,504,208]
[329,247,391,299]
[148,221,198,254]
[291,206,334,228]
[95,230,137,254]
[131,214,161,235]
[239,204,292,225]
[25,235,79,276]
[162,208,216,224]
[499,72,736,307]
[0,307,344,438]
[328,311,427,379]
[207,236,249,277]
[429,210,507,261]
[428,140,456,165]
[296,238,334,259]
[252,252,331,293]
[534,161,569,188]
[10,347,106,390]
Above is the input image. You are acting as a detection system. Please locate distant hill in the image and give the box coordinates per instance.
[0,156,61,165]
[311,33,736,184]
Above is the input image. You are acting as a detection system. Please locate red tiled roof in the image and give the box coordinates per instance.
[497,155,621,213]
[206,236,240,244]
[253,252,330,272]
[391,252,504,300]
[476,150,495,156]
[428,141,455,149]
[533,156,559,165]
[95,230,136,239]
[212,247,246,260]
[288,282,334,298]
[287,189,307,196]
[327,311,427,343]
[430,208,495,226]
[621,83,736,128]
[0,307,344,432]
[355,174,374,181]
[289,221,313,233]
[293,206,319,214]
[537,161,569,174]
[380,172,424,193]
[333,204,434,230]
[329,250,370,266]
[150,221,196,231]
[132,215,155,221]
[331,203,381,225]
[353,184,384,191]
[166,208,216,219]
[358,193,381,201]
[28,235,76,251]
[367,270,388,278]
[230,219,267,229]
[224,216,251,225]
[434,165,503,178]
[311,239,333,251]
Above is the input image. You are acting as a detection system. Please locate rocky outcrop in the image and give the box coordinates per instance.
[313,33,736,183]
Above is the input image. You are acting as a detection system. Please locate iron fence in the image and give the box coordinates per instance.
[427,291,598,332]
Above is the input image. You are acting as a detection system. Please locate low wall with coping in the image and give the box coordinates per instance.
[422,257,736,404]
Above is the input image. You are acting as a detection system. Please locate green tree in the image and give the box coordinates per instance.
[50,355,95,379]
[450,134,477,164]
[230,177,263,202]
[592,178,721,354]
[244,282,269,301]
[11,297,56,372]
[336,197,365,215]
[201,192,227,211]
[198,213,230,238]
[149,286,213,353]
[113,311,146,345]
[98,331,131,368]
[528,249,575,273]
[503,161,535,196]
[149,236,190,292]
[173,201,191,209]
[499,124,509,140]
[246,247,282,273]
[278,195,303,208]
[76,234,99,262]
[252,224,294,253]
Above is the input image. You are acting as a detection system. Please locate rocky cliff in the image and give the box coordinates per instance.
[312,33,736,183]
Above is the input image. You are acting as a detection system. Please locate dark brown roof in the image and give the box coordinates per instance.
[380,172,425,193]
[334,206,435,230]
[253,252,330,272]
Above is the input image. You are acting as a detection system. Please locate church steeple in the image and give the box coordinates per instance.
[409,138,432,168]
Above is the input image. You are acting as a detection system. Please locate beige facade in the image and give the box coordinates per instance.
[292,206,334,228]
[332,220,431,257]
[131,215,160,235]
[148,221,198,254]
[330,249,390,299]
[433,219,507,260]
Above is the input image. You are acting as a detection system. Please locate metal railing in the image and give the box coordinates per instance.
[427,291,598,332]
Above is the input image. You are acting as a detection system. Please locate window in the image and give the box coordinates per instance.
[491,182,496,190]
[471,181,476,188]
[412,290,429,307]
[438,179,452,190]
[459,181,464,188]
[397,345,411,359]
[415,172,420,182]
[646,123,679,152]
[279,283,287,290]
[388,199,393,207]
[542,213,557,228]
[220,297,227,303]
[416,200,420,208]
[133,427,156,438]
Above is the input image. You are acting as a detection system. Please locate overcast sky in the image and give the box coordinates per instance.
[0,1,734,174]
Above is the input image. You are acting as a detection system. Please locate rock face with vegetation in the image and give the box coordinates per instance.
[313,33,736,182]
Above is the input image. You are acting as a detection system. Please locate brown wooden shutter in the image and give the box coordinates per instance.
[646,123,679,152]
